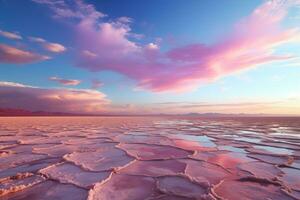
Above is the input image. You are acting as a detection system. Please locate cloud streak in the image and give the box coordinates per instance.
[49,76,81,86]
[32,0,105,20]
[29,37,66,53]
[0,43,50,64]
[0,81,109,113]
[0,29,22,40]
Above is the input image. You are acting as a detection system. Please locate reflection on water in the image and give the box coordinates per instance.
[172,133,216,147]
[0,116,299,200]
[218,145,247,153]
[234,136,261,143]
[253,145,294,155]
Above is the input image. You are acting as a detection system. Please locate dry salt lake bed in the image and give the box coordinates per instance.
[0,116,300,200]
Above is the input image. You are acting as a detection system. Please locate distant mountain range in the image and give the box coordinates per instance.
[0,108,75,116]
[181,112,264,117]
[0,108,296,117]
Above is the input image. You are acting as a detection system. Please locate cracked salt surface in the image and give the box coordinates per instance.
[0,116,300,199]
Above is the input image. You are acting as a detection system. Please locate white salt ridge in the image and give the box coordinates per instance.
[5,145,33,154]
[238,161,282,180]
[0,153,48,170]
[214,179,295,200]
[18,137,64,145]
[2,180,88,200]
[114,134,174,146]
[0,143,17,150]
[157,176,209,199]
[64,137,113,145]
[147,194,194,200]
[0,158,60,179]
[33,144,77,157]
[279,167,300,191]
[118,143,192,160]
[183,159,229,185]
[88,174,156,200]
[118,159,186,177]
[0,173,45,196]
[39,162,112,188]
[0,136,22,143]
[64,147,134,171]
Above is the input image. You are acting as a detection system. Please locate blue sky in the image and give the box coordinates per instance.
[0,0,299,115]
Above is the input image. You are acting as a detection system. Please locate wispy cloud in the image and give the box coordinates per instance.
[0,29,22,40]
[43,42,66,53]
[76,0,300,92]
[0,43,50,64]
[49,76,81,86]
[32,0,105,20]
[29,36,66,53]
[0,81,109,113]
[33,0,300,92]
[117,16,133,24]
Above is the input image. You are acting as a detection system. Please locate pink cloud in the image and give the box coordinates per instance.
[33,0,299,92]
[49,76,81,86]
[0,81,109,113]
[28,36,46,43]
[29,37,66,53]
[43,42,66,53]
[74,0,299,92]
[117,16,133,24]
[0,43,50,64]
[0,29,22,40]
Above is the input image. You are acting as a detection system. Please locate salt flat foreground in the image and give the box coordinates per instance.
[0,117,299,200]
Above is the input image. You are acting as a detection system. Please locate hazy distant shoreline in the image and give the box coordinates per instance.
[1,108,299,118]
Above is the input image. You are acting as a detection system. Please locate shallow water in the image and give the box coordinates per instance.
[0,116,300,199]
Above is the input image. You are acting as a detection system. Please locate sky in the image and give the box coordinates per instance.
[0,0,300,115]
